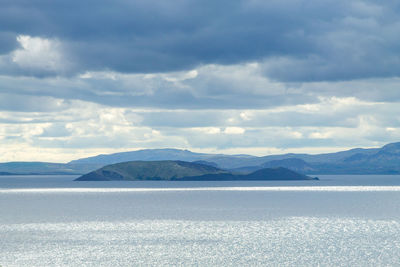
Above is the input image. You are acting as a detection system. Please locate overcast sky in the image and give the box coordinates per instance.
[1,0,400,162]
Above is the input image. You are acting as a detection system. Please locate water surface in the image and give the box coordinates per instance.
[1,175,400,266]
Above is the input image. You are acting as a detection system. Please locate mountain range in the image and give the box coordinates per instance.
[2,142,400,175]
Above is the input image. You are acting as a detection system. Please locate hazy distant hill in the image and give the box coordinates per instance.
[68,145,384,170]
[205,142,400,174]
[2,142,400,175]
[0,171,14,175]
[75,161,316,181]
[69,149,226,164]
[0,162,102,175]
[310,142,400,174]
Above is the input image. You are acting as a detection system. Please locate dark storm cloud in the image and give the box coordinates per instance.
[0,70,316,110]
[1,0,399,81]
[0,32,17,54]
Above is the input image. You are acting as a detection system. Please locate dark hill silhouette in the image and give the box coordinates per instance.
[75,161,317,181]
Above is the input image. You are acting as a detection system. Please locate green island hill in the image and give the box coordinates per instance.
[75,160,318,181]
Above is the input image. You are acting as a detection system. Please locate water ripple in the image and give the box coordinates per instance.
[1,217,400,266]
[2,186,400,193]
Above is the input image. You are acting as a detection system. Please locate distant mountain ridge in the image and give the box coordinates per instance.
[0,162,103,175]
[69,142,400,174]
[2,142,400,175]
[68,146,384,169]
[68,149,235,165]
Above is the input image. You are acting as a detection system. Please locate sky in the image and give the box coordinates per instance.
[1,0,400,162]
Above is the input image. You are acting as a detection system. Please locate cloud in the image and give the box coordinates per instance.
[0,63,318,110]
[0,93,71,112]
[0,0,399,81]
[0,0,400,162]
[0,95,399,161]
[224,127,245,135]
[1,61,400,114]
[0,35,72,77]
[12,35,66,72]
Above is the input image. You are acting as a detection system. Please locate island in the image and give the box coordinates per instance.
[75,160,318,181]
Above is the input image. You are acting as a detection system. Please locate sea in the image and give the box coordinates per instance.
[1,175,400,266]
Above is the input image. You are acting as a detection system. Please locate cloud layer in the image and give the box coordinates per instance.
[0,0,400,161]
[1,0,400,81]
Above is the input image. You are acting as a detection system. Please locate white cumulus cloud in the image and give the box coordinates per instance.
[5,35,71,75]
[224,127,245,135]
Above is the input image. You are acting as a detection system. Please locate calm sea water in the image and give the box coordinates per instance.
[1,175,400,266]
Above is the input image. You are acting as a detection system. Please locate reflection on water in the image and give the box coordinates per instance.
[2,218,400,266]
[3,185,400,193]
[1,174,400,189]
[1,175,400,266]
